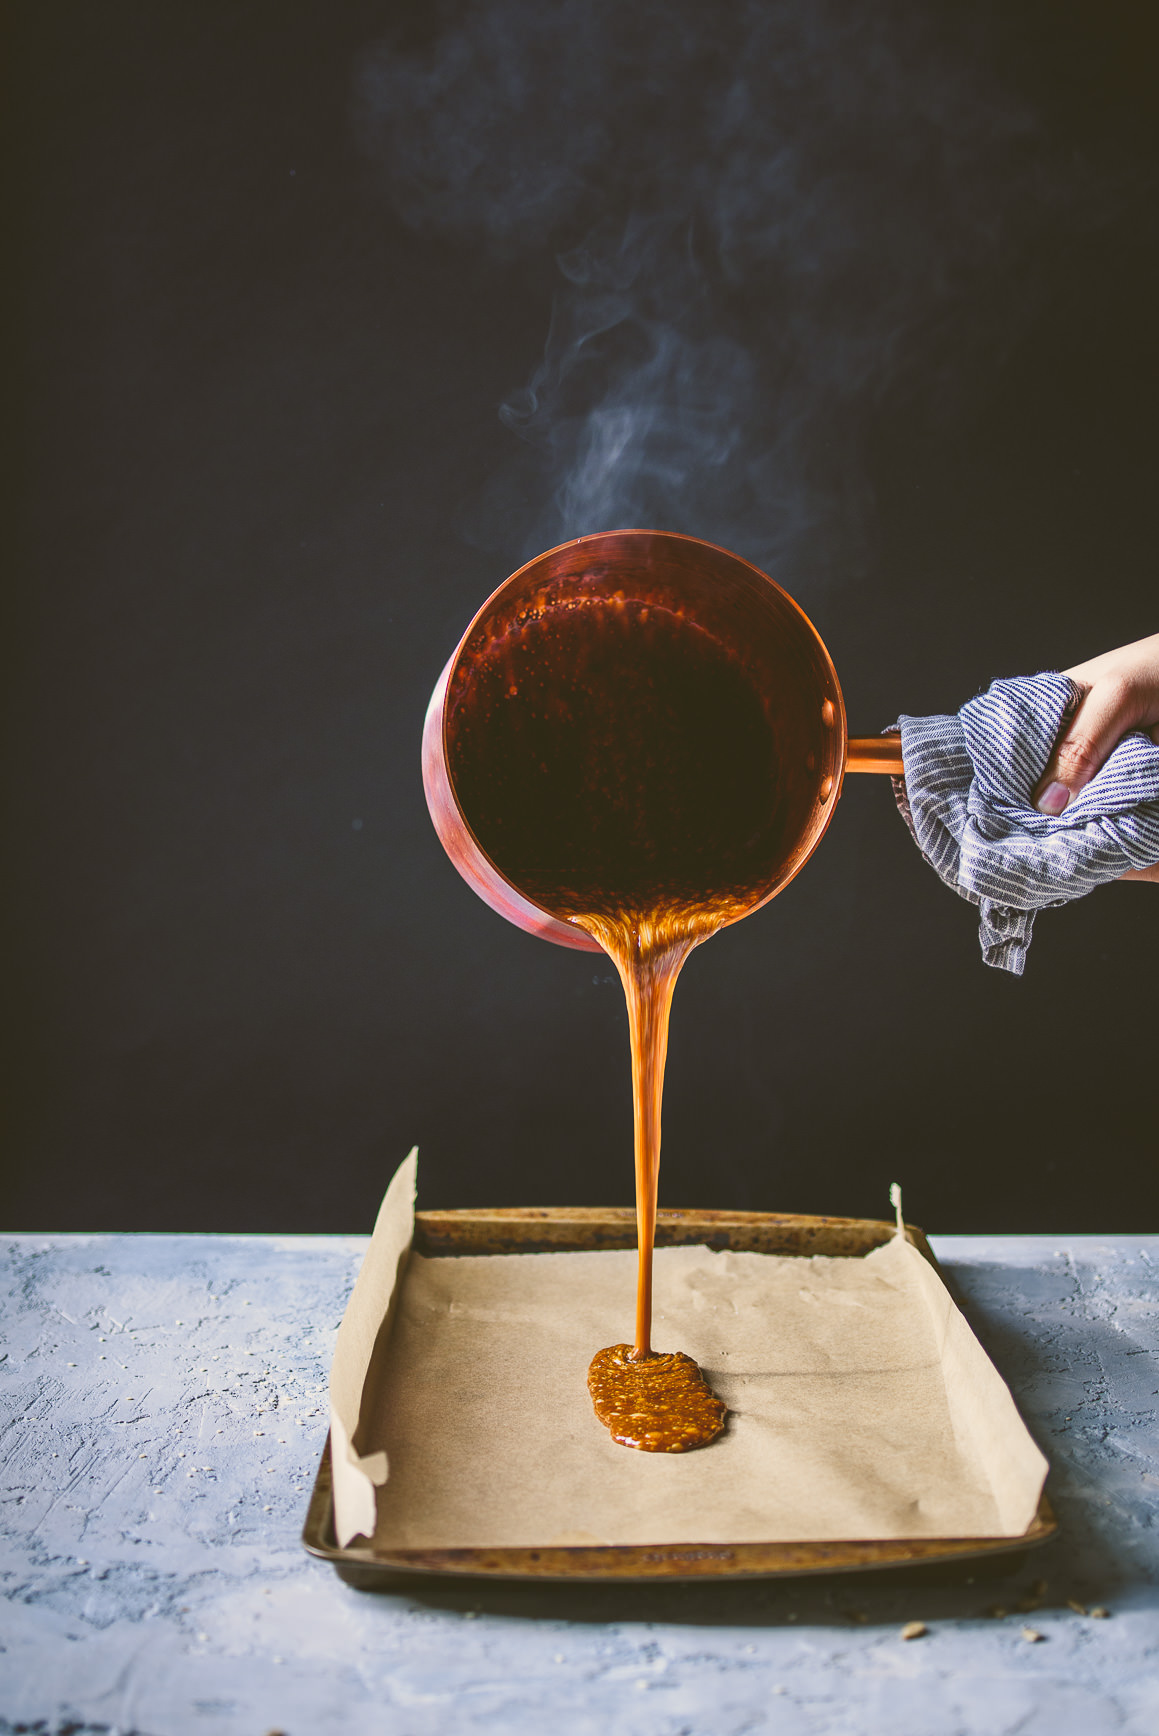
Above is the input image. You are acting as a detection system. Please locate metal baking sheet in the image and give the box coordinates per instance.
[302,1206,1056,1585]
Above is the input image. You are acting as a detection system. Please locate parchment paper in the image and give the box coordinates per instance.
[330,1155,1047,1549]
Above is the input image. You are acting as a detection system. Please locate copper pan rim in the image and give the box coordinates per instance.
[423,529,852,950]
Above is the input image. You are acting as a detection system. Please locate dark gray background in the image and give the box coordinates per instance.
[4,1,1157,1233]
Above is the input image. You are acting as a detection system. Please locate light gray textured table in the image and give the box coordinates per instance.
[1,1232,1156,1736]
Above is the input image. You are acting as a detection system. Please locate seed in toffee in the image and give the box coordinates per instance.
[588,1343,727,1452]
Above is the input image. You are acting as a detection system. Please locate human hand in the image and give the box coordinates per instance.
[1032,632,1159,882]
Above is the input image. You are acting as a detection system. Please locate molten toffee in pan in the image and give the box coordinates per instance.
[448,592,794,1451]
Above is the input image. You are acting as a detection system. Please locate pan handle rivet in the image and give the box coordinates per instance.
[819,775,834,803]
[821,699,835,728]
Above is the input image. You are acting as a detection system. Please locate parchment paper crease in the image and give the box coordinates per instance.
[330,1154,1047,1549]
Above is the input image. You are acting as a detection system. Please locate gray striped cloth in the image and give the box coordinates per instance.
[893,673,1159,973]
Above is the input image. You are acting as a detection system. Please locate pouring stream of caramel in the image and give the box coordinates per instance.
[447,592,800,1450]
[574,905,731,1358]
[575,906,734,1450]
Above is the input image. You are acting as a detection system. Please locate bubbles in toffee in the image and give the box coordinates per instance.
[587,1344,727,1453]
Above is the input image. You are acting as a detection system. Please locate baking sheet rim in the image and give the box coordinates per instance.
[302,1429,1057,1583]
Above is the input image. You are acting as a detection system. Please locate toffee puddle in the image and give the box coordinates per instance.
[587,1343,727,1452]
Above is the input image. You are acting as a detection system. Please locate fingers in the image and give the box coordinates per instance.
[1120,865,1159,883]
[1027,633,1159,813]
[1033,677,1135,814]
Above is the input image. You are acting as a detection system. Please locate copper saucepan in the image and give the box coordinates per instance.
[422,529,903,953]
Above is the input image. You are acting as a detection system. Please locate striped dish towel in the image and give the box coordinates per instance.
[893,673,1159,973]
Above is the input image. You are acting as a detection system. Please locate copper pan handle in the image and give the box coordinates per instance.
[846,735,905,775]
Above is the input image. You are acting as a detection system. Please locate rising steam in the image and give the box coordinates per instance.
[354,0,1092,585]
